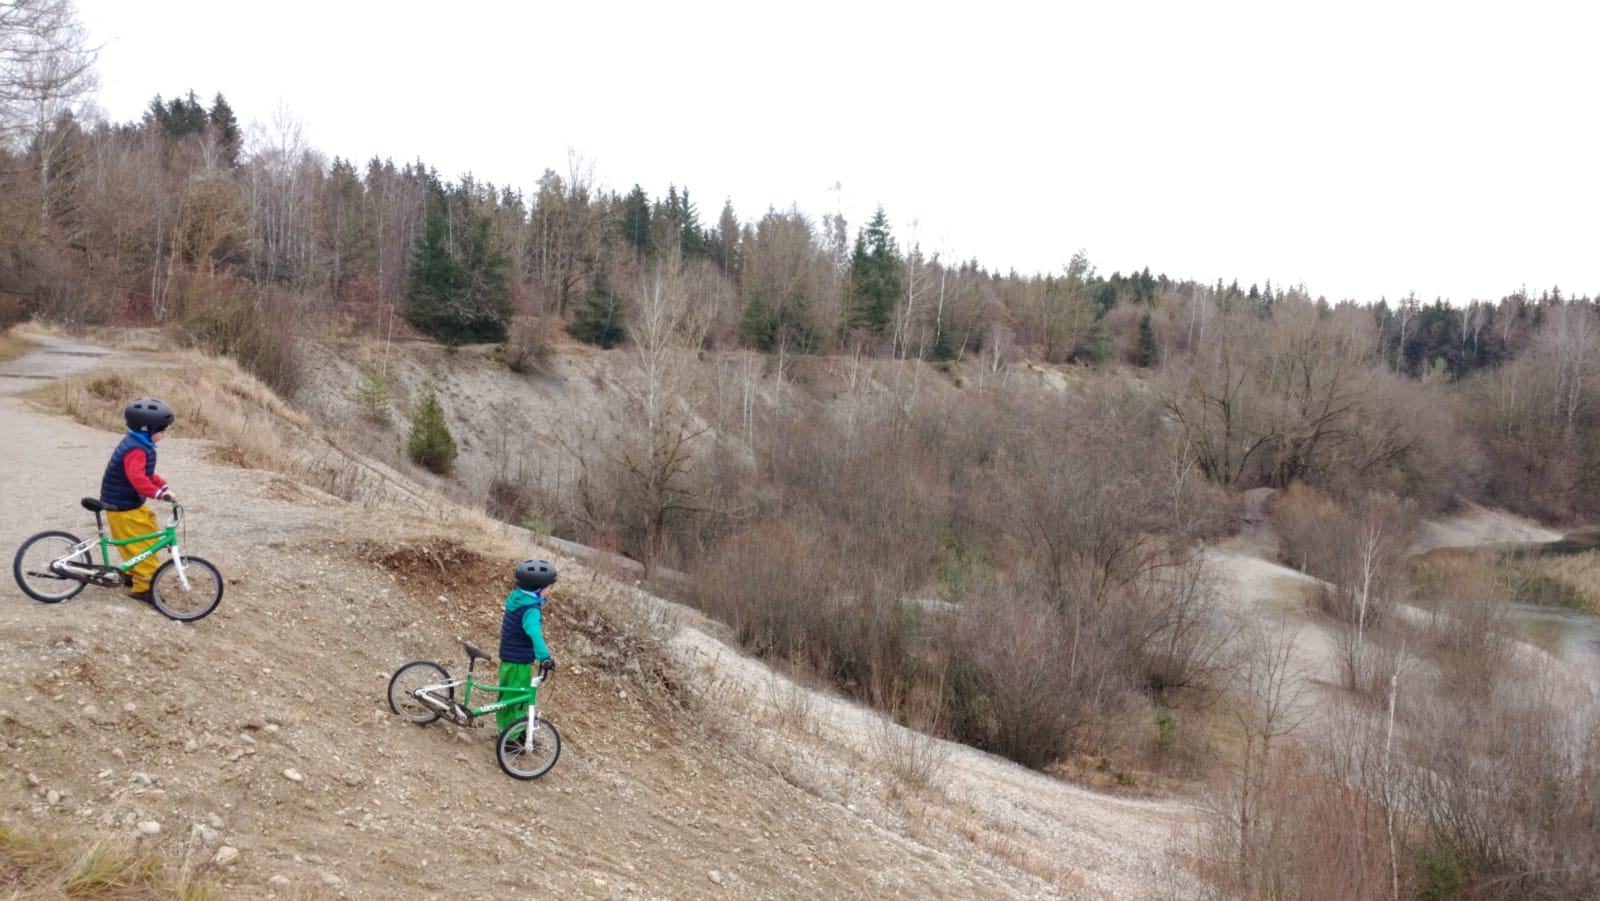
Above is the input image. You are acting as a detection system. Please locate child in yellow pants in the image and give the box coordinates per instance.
[100,398,178,603]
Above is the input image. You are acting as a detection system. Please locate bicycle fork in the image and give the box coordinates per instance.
[167,539,193,592]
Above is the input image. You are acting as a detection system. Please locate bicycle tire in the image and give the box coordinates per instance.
[388,661,451,724]
[497,717,561,780]
[150,556,223,621]
[13,531,90,603]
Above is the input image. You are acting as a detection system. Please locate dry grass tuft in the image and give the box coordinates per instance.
[871,714,950,792]
[1509,551,1600,614]
[0,824,219,899]
[0,328,36,362]
[24,351,308,472]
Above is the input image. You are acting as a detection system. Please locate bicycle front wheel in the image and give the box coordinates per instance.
[13,531,89,603]
[497,717,560,780]
[388,661,450,724]
[150,556,223,621]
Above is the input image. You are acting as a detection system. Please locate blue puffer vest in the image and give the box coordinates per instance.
[101,433,156,511]
[499,591,545,664]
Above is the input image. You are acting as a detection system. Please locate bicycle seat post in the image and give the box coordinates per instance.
[80,497,107,535]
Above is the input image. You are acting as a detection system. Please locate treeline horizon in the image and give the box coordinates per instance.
[4,88,1598,521]
[3,89,1589,358]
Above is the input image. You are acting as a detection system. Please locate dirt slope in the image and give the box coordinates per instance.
[0,336,1205,899]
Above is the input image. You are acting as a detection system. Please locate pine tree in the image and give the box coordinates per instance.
[619,185,651,257]
[739,294,774,350]
[407,391,458,474]
[1135,312,1158,367]
[567,267,626,348]
[678,187,706,258]
[405,192,463,337]
[170,90,208,135]
[208,93,241,167]
[843,206,900,337]
[404,187,511,344]
[930,321,958,362]
[651,186,683,256]
[711,199,741,279]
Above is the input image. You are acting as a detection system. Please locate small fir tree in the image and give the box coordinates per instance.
[568,268,626,348]
[407,391,458,474]
[739,295,775,351]
[930,322,959,362]
[1135,312,1158,367]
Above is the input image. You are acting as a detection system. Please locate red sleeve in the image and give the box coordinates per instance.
[122,449,170,500]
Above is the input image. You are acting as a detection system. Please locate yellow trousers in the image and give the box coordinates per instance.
[106,506,162,592]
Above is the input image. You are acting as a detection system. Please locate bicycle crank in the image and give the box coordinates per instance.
[51,561,125,587]
[416,692,467,724]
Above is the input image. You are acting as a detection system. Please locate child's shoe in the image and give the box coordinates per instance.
[128,589,153,605]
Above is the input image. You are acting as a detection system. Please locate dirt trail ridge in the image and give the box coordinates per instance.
[1,334,1212,899]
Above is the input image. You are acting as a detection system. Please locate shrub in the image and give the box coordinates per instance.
[0,293,25,330]
[406,390,457,474]
[1414,837,1465,901]
[504,315,557,373]
[937,533,987,604]
[1154,704,1177,748]
[177,278,303,396]
[353,366,395,422]
[1511,572,1588,609]
[951,589,1078,768]
[521,504,550,536]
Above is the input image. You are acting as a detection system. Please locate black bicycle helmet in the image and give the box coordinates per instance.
[514,559,557,592]
[125,397,175,434]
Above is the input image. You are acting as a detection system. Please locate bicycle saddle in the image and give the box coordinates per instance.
[464,641,493,662]
[81,497,107,512]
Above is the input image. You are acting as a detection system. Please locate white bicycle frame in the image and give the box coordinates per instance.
[414,673,547,726]
[50,504,189,587]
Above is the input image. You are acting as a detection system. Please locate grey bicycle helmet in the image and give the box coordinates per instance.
[515,559,557,591]
[125,397,175,434]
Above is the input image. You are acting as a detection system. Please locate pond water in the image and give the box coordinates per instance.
[1503,528,1600,662]
[1417,529,1600,663]
[1509,603,1600,662]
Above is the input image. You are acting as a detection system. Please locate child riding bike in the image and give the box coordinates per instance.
[100,398,178,605]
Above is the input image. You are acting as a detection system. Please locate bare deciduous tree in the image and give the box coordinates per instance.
[0,0,98,215]
[1531,302,1600,440]
[1224,619,1311,889]
[529,151,599,318]
[1160,308,1277,487]
[563,250,717,573]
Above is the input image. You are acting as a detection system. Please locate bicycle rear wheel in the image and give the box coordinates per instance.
[150,556,223,621]
[13,531,89,603]
[388,661,450,724]
[497,717,560,780]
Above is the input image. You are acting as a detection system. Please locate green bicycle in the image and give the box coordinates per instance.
[387,641,561,780]
[12,497,223,622]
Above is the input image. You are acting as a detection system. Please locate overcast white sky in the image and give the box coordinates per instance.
[75,0,1597,304]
